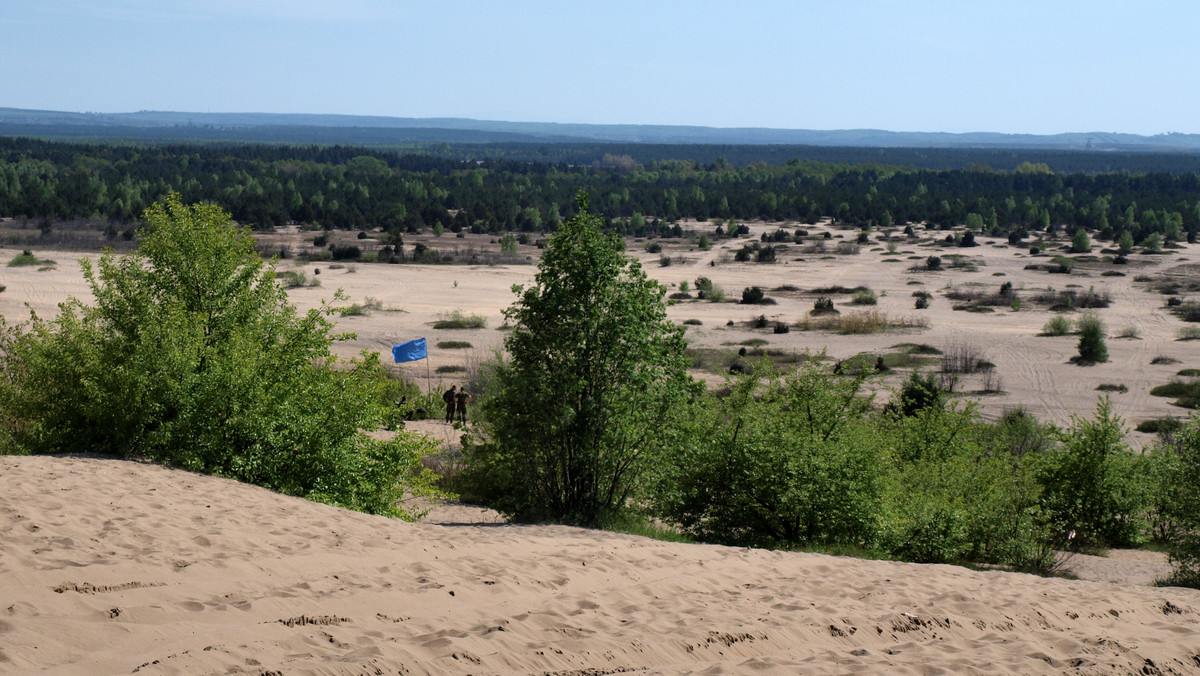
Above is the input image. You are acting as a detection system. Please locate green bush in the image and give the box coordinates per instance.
[653,361,885,548]
[437,340,473,349]
[277,269,320,288]
[1159,415,1200,586]
[740,286,766,304]
[812,296,836,314]
[0,194,442,517]
[880,403,1052,568]
[1035,398,1147,548]
[851,289,878,305]
[7,250,48,267]
[1075,313,1108,364]
[433,310,487,329]
[1150,380,1200,409]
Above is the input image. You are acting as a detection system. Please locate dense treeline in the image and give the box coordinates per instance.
[414,142,1200,175]
[1,138,1198,247]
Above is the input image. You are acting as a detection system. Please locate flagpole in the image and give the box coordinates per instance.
[426,354,431,395]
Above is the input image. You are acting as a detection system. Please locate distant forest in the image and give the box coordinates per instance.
[1,137,1198,248]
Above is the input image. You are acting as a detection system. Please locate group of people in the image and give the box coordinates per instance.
[443,385,470,424]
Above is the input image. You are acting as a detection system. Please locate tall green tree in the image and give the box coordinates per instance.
[0,194,440,516]
[463,193,694,526]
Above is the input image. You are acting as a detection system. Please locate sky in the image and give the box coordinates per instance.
[3,0,1199,136]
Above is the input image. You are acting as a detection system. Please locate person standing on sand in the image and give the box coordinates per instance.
[443,385,457,423]
[455,388,470,424]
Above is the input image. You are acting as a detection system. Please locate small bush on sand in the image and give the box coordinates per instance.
[433,310,487,329]
[1075,313,1108,364]
[1042,314,1073,336]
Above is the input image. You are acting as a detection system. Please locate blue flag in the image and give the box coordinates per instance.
[392,338,428,363]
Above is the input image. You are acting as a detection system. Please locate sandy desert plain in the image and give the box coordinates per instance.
[3,220,1200,674]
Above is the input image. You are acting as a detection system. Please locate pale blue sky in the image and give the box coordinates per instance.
[3,1,1197,135]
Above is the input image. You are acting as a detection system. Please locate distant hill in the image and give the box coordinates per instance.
[3,107,1200,152]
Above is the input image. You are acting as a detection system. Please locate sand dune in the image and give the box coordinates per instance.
[3,454,1200,675]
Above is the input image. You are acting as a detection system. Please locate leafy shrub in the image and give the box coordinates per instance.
[914,295,930,309]
[329,244,362,260]
[1096,383,1128,393]
[1150,381,1200,409]
[1042,314,1073,336]
[0,194,441,517]
[654,362,885,548]
[1174,302,1200,323]
[437,341,473,349]
[682,318,702,326]
[851,289,878,305]
[433,310,487,329]
[740,286,766,304]
[1035,398,1147,548]
[276,269,320,288]
[1155,416,1200,586]
[7,251,48,267]
[812,296,836,314]
[773,322,790,334]
[1116,326,1141,339]
[881,404,1051,568]
[1075,313,1108,364]
[1137,417,1182,435]
[925,255,942,271]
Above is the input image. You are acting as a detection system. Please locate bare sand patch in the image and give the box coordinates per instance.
[3,454,1200,674]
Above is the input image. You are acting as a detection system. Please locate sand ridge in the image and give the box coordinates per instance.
[3,454,1200,675]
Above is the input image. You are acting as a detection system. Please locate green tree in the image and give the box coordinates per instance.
[1142,232,1163,253]
[1070,228,1092,253]
[462,193,694,526]
[499,232,518,256]
[0,194,440,517]
[1076,312,1108,364]
[1117,230,1135,255]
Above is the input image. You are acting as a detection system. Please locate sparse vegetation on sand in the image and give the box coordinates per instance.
[433,310,487,329]
[798,310,929,334]
[276,269,320,288]
[1150,380,1200,409]
[1042,314,1073,336]
[7,250,54,268]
